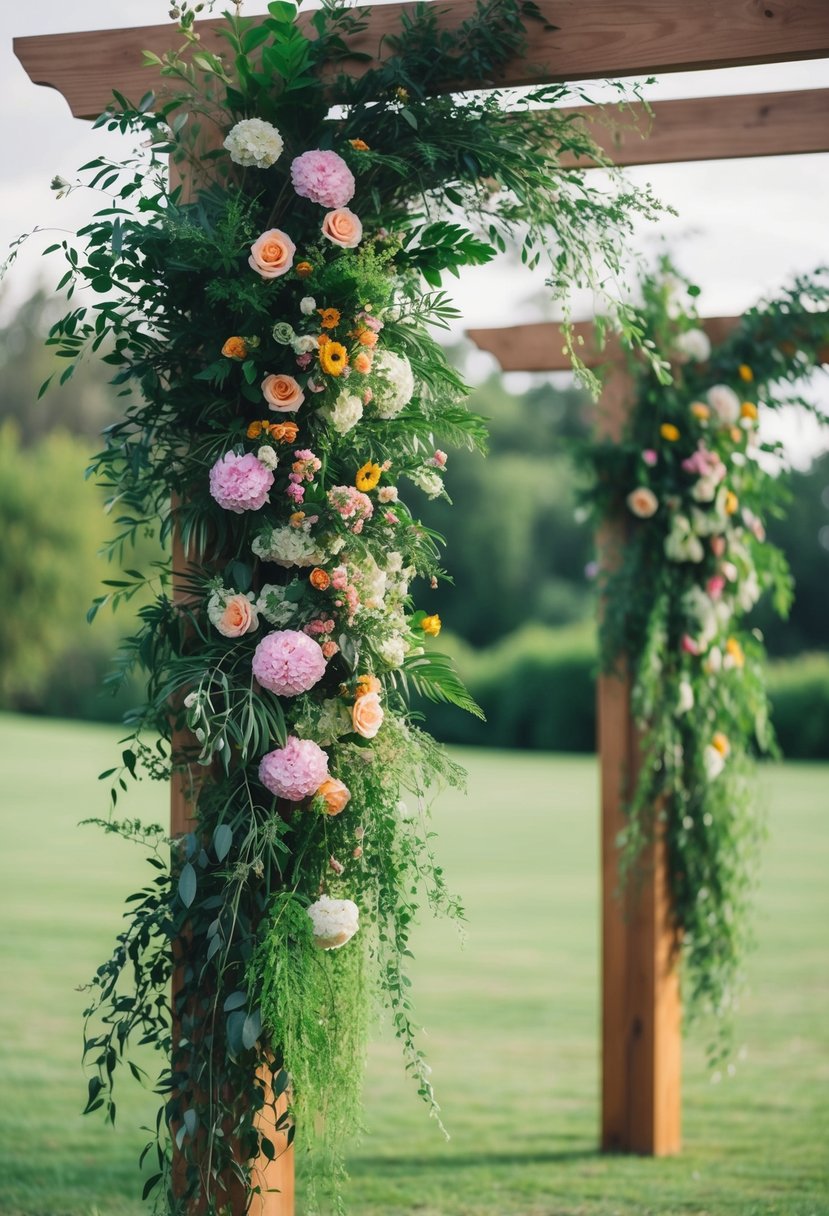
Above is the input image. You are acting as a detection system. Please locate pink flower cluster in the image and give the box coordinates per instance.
[287,449,322,505]
[305,616,336,637]
[209,451,274,514]
[252,629,326,696]
[291,150,355,209]
[328,485,373,534]
[356,309,383,334]
[681,443,725,480]
[259,735,329,802]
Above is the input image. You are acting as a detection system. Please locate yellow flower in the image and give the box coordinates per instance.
[741,401,758,420]
[349,138,370,152]
[355,461,382,492]
[295,261,313,279]
[711,731,731,757]
[725,637,745,668]
[660,423,680,442]
[395,87,409,102]
[319,341,349,376]
[690,402,710,421]
[318,307,341,329]
[724,489,739,515]
[738,364,754,382]
[421,613,442,637]
[247,420,267,439]
[222,336,248,360]
[289,511,306,528]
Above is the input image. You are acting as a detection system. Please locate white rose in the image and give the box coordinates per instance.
[703,745,725,781]
[307,895,360,950]
[372,349,415,419]
[257,444,278,470]
[674,327,711,363]
[292,334,318,355]
[707,384,741,426]
[223,118,284,169]
[378,485,399,504]
[300,296,317,316]
[626,486,658,518]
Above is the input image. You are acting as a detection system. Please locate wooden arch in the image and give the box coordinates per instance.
[13,1,829,1211]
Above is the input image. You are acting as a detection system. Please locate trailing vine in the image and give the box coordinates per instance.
[584,259,829,1058]
[13,2,673,1211]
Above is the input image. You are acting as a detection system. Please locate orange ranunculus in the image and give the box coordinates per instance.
[248,228,296,279]
[725,637,745,669]
[289,511,306,528]
[319,341,349,377]
[247,420,267,439]
[268,421,299,445]
[316,777,351,816]
[310,567,331,591]
[321,208,363,249]
[222,336,248,360]
[357,328,379,348]
[353,350,373,375]
[421,614,442,637]
[261,373,305,413]
[730,426,743,443]
[295,260,313,278]
[352,690,383,739]
[318,308,341,329]
[349,139,369,151]
[355,674,382,699]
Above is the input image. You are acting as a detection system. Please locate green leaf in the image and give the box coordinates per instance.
[242,1008,262,1050]
[213,824,233,861]
[223,990,247,1013]
[178,863,197,908]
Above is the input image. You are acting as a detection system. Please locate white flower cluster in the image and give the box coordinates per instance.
[323,390,364,435]
[674,327,711,364]
[256,583,298,628]
[252,525,326,568]
[372,349,415,419]
[307,895,360,950]
[223,118,284,169]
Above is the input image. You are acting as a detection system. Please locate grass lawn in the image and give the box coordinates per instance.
[0,712,827,1216]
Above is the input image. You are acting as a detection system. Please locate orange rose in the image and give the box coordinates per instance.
[321,208,363,249]
[352,690,383,739]
[249,228,296,279]
[310,567,331,591]
[357,328,378,348]
[355,674,382,698]
[316,777,351,816]
[269,420,299,444]
[262,373,304,413]
[353,350,373,375]
[222,336,248,360]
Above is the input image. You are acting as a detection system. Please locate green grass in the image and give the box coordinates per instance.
[0,713,827,1215]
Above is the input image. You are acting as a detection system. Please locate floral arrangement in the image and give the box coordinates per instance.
[584,260,829,1054]
[17,1,671,1210]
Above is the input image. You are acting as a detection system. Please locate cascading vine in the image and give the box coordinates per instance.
[21,1,672,1211]
[583,259,829,1060]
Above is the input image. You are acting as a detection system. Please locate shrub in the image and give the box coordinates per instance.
[767,653,829,760]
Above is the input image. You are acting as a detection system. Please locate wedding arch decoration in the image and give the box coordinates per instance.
[15,2,674,1210]
[583,259,829,1057]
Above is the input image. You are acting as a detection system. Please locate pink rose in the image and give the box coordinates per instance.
[352,690,383,739]
[321,208,363,249]
[249,228,296,279]
[216,594,257,638]
[262,373,305,412]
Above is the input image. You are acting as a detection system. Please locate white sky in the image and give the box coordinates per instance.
[2,2,828,461]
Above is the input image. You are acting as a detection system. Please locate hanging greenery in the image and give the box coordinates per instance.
[15,1,671,1211]
[583,259,829,1058]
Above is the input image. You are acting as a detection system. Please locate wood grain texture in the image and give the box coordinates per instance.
[557,88,829,168]
[467,316,741,373]
[14,0,829,120]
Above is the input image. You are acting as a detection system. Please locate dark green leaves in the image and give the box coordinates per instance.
[178,862,197,908]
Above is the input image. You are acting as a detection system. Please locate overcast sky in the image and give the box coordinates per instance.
[3,2,828,459]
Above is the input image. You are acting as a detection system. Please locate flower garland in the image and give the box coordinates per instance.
[23,1,671,1210]
[584,260,829,1053]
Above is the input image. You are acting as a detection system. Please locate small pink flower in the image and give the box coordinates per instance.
[384,511,399,524]
[331,565,348,591]
[710,536,727,558]
[362,388,373,404]
[429,449,448,468]
[296,353,313,370]
[209,451,274,514]
[286,482,305,503]
[352,845,363,859]
[706,575,726,600]
[329,856,345,876]
[642,449,658,467]
[681,634,701,656]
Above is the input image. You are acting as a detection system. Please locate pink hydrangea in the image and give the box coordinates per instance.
[209,451,274,513]
[259,736,329,802]
[291,150,355,209]
[252,629,327,696]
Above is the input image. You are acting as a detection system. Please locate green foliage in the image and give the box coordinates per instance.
[767,652,829,759]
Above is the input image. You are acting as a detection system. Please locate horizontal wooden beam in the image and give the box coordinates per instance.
[14,0,829,122]
[557,88,829,168]
[467,316,740,372]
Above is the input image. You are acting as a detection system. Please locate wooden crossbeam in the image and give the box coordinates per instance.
[14,0,829,121]
[557,88,829,169]
[467,317,740,372]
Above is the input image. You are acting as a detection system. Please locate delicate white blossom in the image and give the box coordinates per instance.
[707,384,741,426]
[674,327,711,363]
[307,895,360,950]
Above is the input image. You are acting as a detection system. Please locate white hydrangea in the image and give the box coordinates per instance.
[378,633,407,669]
[707,384,741,426]
[223,118,284,169]
[664,514,705,564]
[372,349,415,419]
[252,525,325,568]
[386,551,404,574]
[356,553,387,611]
[255,583,298,628]
[323,391,364,435]
[257,444,278,470]
[674,327,711,363]
[307,895,360,950]
[683,585,731,647]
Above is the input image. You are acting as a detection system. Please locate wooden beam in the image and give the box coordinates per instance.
[14,0,829,121]
[557,88,829,169]
[467,316,740,372]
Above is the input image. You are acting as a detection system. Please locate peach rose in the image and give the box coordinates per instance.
[352,690,383,739]
[317,777,351,816]
[249,228,296,279]
[216,594,257,638]
[353,350,373,375]
[321,208,363,249]
[262,373,305,413]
